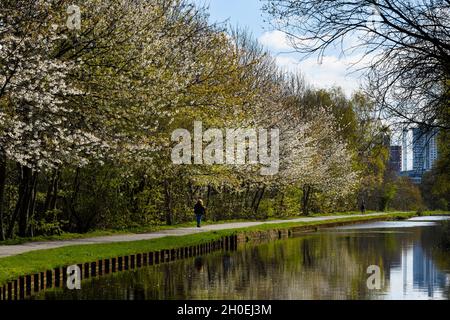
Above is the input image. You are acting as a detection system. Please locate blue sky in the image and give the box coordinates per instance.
[192,0,367,96]
[194,0,267,38]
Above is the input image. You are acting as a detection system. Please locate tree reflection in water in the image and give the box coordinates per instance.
[34,219,450,300]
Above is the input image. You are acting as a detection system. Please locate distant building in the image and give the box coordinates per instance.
[400,170,423,184]
[400,127,439,183]
[412,127,439,174]
[389,146,402,173]
[402,129,409,171]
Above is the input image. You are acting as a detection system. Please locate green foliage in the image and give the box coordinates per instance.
[390,177,424,212]
[420,131,450,211]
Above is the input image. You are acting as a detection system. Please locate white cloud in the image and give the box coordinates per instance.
[258,30,381,96]
[274,53,377,96]
[258,31,333,52]
[256,27,384,96]
[258,30,294,51]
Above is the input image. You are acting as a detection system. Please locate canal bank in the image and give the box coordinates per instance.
[0,211,446,300]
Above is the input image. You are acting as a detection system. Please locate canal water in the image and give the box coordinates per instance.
[33,216,450,300]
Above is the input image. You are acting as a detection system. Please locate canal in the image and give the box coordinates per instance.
[32,216,450,300]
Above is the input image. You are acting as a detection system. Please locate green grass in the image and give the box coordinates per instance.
[0,211,434,286]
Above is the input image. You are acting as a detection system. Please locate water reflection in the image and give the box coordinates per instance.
[33,217,450,300]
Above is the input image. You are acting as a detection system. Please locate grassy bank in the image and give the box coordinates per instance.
[2,211,443,285]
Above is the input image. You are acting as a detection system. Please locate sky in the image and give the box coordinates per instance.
[192,0,367,96]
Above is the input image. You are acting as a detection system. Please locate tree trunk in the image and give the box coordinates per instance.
[254,186,266,215]
[250,187,260,211]
[43,169,59,214]
[163,179,173,225]
[18,166,30,237]
[28,173,38,237]
[302,184,311,216]
[8,164,28,238]
[279,191,285,216]
[18,167,37,237]
[66,168,81,232]
[206,184,212,207]
[206,184,212,220]
[50,170,60,211]
[240,184,249,214]
[0,152,6,240]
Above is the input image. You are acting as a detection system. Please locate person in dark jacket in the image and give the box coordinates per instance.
[194,199,206,227]
[360,199,366,214]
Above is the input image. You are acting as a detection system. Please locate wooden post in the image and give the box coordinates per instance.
[33,274,40,293]
[130,255,135,269]
[13,280,18,300]
[142,253,147,266]
[84,262,90,279]
[46,270,53,288]
[164,250,168,262]
[40,272,45,290]
[155,251,160,264]
[105,258,110,274]
[98,260,103,276]
[77,264,83,280]
[54,267,61,288]
[149,252,154,265]
[62,267,67,288]
[119,257,124,271]
[19,276,25,300]
[137,254,142,268]
[7,282,12,300]
[124,256,129,270]
[25,275,32,296]
[112,258,117,273]
[91,262,97,277]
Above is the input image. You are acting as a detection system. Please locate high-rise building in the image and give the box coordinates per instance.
[389,146,402,173]
[400,127,439,184]
[389,146,402,172]
[402,129,409,171]
[412,127,439,174]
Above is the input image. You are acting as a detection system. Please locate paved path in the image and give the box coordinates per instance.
[0,213,386,258]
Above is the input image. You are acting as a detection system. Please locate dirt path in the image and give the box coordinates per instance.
[0,213,386,258]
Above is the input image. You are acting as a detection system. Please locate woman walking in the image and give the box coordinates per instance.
[194,199,206,228]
